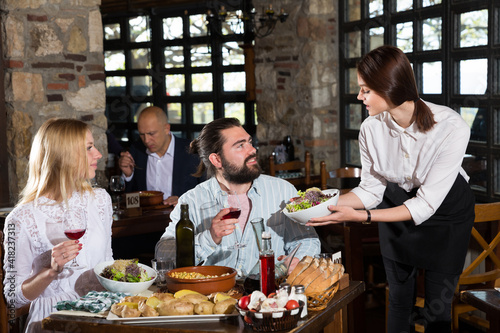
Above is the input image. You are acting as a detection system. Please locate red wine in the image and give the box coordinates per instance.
[259,253,276,296]
[222,208,241,220]
[64,229,86,240]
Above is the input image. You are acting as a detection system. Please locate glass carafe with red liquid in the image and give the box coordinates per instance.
[259,231,276,296]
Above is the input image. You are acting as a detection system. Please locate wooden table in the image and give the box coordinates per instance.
[317,222,379,333]
[42,281,365,333]
[112,207,172,238]
[460,289,500,332]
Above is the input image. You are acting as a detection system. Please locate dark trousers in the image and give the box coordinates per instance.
[384,256,459,333]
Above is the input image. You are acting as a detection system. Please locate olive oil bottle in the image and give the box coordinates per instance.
[175,204,195,268]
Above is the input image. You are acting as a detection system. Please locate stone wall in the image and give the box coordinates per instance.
[253,0,340,175]
[1,0,106,204]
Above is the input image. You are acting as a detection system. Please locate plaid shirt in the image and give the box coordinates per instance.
[54,291,130,313]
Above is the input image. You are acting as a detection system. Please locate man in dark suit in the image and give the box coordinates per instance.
[118,106,202,206]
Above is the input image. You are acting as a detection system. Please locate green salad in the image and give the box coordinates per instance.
[100,259,151,283]
[286,187,335,213]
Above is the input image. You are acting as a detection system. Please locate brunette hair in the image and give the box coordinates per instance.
[357,45,436,132]
[19,118,93,206]
[190,117,242,178]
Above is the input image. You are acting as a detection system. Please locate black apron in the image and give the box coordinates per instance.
[378,174,475,275]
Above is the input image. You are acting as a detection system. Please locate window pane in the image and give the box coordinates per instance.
[369,27,384,51]
[166,74,185,96]
[422,17,442,50]
[423,0,442,7]
[192,73,213,92]
[369,0,383,18]
[346,104,362,130]
[463,153,487,192]
[396,0,412,12]
[131,48,151,69]
[346,139,360,165]
[190,14,208,37]
[495,157,500,195]
[495,108,500,145]
[422,62,442,94]
[348,68,358,94]
[193,102,214,124]
[131,103,150,122]
[460,10,488,48]
[105,51,125,71]
[461,107,486,142]
[163,17,183,40]
[346,0,360,22]
[223,72,245,91]
[106,102,130,122]
[396,22,413,52]
[191,45,212,67]
[222,11,244,34]
[346,31,361,58]
[131,76,152,96]
[225,103,245,124]
[223,42,244,65]
[460,59,487,95]
[164,46,184,68]
[105,76,126,96]
[104,23,120,40]
[167,103,183,124]
[129,16,150,42]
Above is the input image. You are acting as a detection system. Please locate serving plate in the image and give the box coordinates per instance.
[106,311,238,324]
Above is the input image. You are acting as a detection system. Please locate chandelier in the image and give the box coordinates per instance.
[206,3,289,39]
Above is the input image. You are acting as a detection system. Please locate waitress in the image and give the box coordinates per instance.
[308,45,474,333]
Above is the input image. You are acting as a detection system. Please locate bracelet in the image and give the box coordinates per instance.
[362,210,371,224]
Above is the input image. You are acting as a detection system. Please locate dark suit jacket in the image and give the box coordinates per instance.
[124,136,203,197]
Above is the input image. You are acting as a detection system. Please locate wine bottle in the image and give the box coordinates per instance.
[259,231,276,296]
[283,135,295,162]
[175,204,195,268]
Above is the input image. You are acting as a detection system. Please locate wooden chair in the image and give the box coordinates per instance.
[320,163,362,192]
[385,202,500,332]
[452,202,500,332]
[269,151,317,190]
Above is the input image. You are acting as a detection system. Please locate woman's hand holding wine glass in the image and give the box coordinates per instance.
[62,208,87,269]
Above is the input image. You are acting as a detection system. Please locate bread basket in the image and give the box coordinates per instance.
[306,280,340,311]
[236,304,304,332]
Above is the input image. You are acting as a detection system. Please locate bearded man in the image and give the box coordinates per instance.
[155,118,320,275]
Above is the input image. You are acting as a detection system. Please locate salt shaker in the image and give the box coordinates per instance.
[294,285,308,318]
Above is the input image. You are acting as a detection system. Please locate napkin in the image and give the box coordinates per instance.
[55,290,130,313]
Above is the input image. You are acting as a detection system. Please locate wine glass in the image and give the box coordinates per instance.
[109,175,125,215]
[219,190,246,249]
[62,208,87,269]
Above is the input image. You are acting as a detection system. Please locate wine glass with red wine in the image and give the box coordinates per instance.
[219,190,246,249]
[62,208,87,269]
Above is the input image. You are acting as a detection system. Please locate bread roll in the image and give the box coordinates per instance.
[293,258,320,285]
[306,263,344,295]
[286,255,313,285]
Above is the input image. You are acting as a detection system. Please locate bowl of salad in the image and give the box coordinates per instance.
[94,259,156,294]
[282,188,340,225]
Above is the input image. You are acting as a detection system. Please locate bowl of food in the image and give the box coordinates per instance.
[134,191,163,206]
[94,259,156,294]
[282,188,340,225]
[165,266,237,295]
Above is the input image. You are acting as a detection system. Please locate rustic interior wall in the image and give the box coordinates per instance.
[1,0,107,204]
[253,0,340,175]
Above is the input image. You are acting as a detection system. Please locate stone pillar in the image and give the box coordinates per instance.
[253,0,340,175]
[1,0,106,204]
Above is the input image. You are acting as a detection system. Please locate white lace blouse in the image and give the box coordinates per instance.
[2,188,113,333]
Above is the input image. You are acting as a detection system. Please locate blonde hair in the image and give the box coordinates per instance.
[19,118,93,206]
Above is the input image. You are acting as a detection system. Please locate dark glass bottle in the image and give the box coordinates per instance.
[283,135,295,162]
[259,232,276,296]
[175,204,195,268]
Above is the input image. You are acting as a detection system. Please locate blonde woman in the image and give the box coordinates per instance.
[3,118,113,332]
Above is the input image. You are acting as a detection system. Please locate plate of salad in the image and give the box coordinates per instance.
[94,259,157,294]
[282,188,339,225]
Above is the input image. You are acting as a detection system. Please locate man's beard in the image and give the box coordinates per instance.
[220,153,262,184]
